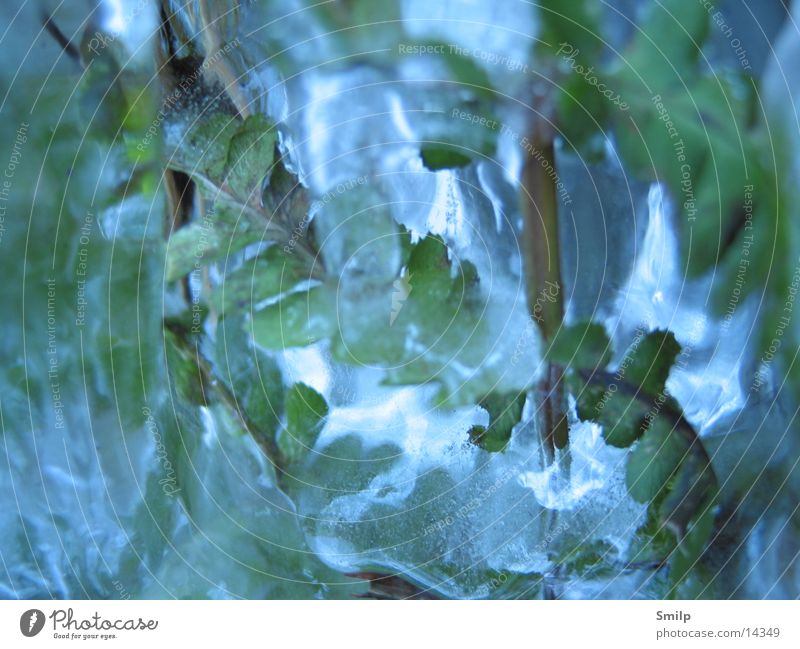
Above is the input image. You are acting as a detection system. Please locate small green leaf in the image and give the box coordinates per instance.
[535,0,610,154]
[547,322,611,369]
[555,540,616,578]
[626,418,688,503]
[627,500,680,566]
[577,387,650,448]
[215,314,284,441]
[262,157,311,228]
[168,112,276,205]
[570,376,646,448]
[165,222,220,282]
[622,330,681,397]
[571,329,682,447]
[626,0,709,73]
[212,246,307,315]
[164,329,206,406]
[225,114,276,200]
[279,383,329,465]
[537,0,603,63]
[181,112,240,182]
[250,286,337,349]
[406,234,452,303]
[668,496,717,597]
[165,215,261,283]
[439,47,495,100]
[612,13,753,275]
[313,183,402,281]
[473,391,526,452]
[660,451,717,539]
[420,145,472,170]
[397,39,496,100]
[556,73,611,157]
[467,424,488,447]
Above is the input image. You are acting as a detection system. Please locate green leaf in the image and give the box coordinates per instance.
[627,500,680,566]
[313,183,403,281]
[556,73,611,158]
[165,213,261,283]
[660,451,717,539]
[420,145,472,170]
[79,38,157,139]
[537,0,603,63]
[165,223,218,282]
[472,391,526,452]
[310,0,402,64]
[626,0,709,74]
[168,111,277,207]
[668,495,717,597]
[163,328,206,406]
[279,383,329,465]
[397,39,496,100]
[176,112,240,182]
[571,329,682,447]
[262,157,311,227]
[555,540,616,579]
[439,45,495,100]
[574,385,649,448]
[535,0,610,155]
[622,330,681,397]
[612,8,753,277]
[212,246,307,315]
[626,418,688,503]
[547,321,611,369]
[406,234,452,303]
[225,114,276,200]
[215,314,284,442]
[250,286,337,349]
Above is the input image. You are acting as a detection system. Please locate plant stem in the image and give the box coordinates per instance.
[520,136,568,461]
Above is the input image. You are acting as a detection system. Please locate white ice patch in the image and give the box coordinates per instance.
[520,421,622,510]
[608,183,753,435]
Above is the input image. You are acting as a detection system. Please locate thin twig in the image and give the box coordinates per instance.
[520,137,568,459]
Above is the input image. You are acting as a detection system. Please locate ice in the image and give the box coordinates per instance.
[293,368,646,598]
[298,400,549,598]
[219,1,663,598]
[401,0,538,93]
[604,184,755,434]
[522,421,626,510]
[728,3,800,598]
[5,0,799,601]
[0,0,357,601]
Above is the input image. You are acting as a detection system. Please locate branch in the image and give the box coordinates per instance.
[520,137,568,458]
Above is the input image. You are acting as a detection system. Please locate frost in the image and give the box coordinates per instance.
[607,184,753,434]
[294,374,645,597]
[5,0,799,602]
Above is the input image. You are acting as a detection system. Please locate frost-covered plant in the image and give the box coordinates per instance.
[152,0,799,598]
[9,0,794,600]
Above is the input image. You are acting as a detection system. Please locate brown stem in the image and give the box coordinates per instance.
[520,137,568,460]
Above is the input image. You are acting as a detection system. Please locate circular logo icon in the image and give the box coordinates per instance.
[20,609,45,637]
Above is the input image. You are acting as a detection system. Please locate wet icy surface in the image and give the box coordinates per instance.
[292,374,645,598]
[1,0,799,600]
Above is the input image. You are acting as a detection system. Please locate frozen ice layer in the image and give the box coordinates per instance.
[295,377,647,598]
